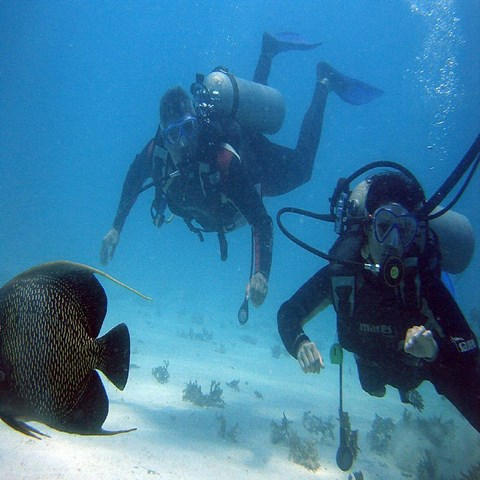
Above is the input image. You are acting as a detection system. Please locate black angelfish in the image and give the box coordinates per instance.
[0,260,150,438]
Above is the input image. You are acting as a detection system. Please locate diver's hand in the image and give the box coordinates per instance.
[404,325,438,361]
[297,341,324,373]
[248,272,268,307]
[100,228,119,265]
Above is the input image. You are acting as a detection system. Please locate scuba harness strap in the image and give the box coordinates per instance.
[182,217,228,261]
[180,143,241,262]
[331,276,355,318]
[136,131,178,227]
[183,218,205,242]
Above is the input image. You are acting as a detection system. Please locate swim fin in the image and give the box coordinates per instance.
[263,31,322,56]
[318,62,384,105]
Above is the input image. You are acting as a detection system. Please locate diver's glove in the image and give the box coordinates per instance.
[297,341,324,374]
[247,272,268,307]
[100,228,119,265]
[404,325,439,361]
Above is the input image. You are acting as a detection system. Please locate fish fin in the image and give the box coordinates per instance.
[1,415,49,439]
[59,371,108,434]
[97,323,130,390]
[21,261,152,300]
[95,427,137,436]
[11,261,151,339]
[7,260,152,301]
[6,261,108,338]
[62,370,135,435]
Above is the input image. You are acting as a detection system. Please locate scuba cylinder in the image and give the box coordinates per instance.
[192,68,285,134]
[429,207,475,274]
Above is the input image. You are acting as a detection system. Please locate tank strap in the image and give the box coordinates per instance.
[224,71,240,118]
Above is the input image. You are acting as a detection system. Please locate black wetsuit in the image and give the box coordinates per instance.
[110,53,330,279]
[277,232,480,433]
[112,126,274,277]
[249,53,328,196]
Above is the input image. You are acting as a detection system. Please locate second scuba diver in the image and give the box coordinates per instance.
[99,32,383,318]
[277,153,480,432]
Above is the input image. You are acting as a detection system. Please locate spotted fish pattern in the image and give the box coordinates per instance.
[0,261,145,438]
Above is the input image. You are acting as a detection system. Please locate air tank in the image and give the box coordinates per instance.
[202,70,285,134]
[429,207,475,274]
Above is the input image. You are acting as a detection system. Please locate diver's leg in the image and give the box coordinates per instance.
[253,53,273,86]
[255,62,383,197]
[253,32,321,85]
[291,76,330,187]
[354,355,387,398]
[430,354,480,433]
[271,62,384,194]
[253,78,329,197]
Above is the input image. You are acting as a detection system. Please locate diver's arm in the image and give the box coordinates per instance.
[222,157,273,280]
[277,266,332,357]
[112,139,156,233]
[422,276,479,365]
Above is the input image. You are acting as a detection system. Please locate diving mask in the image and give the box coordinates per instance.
[163,115,198,145]
[372,203,418,249]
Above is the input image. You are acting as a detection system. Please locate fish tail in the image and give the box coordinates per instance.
[96,323,130,390]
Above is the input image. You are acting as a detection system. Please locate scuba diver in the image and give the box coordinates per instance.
[100,32,383,317]
[276,136,480,433]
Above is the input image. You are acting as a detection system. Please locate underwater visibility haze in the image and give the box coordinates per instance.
[0,1,479,479]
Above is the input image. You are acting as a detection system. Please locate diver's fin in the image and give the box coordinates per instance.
[317,62,384,105]
[263,31,321,56]
[334,77,384,105]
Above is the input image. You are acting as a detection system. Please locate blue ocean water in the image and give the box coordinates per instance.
[0,0,479,477]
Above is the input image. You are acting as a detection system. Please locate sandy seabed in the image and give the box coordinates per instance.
[1,296,479,480]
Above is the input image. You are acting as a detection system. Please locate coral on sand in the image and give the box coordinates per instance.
[367,413,395,454]
[182,380,225,408]
[270,413,321,471]
[152,360,170,384]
